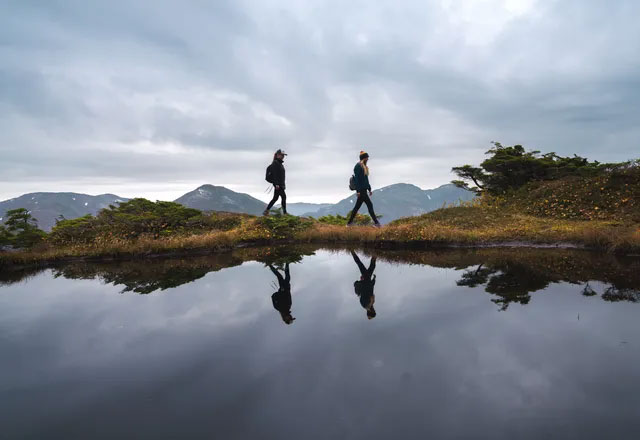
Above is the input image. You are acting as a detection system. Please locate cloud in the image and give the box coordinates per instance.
[1,0,639,202]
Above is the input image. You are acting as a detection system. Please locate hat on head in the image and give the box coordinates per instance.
[359,150,369,160]
[276,149,288,156]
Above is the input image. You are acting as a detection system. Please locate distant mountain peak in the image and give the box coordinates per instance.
[0,192,129,231]
[175,184,266,215]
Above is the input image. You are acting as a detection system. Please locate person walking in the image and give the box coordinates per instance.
[347,150,381,227]
[264,149,288,216]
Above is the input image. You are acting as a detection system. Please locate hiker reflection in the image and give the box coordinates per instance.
[351,251,377,319]
[269,263,295,325]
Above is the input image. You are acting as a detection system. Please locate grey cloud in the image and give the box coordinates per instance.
[0,0,639,201]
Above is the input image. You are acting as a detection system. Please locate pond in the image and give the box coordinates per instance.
[2,247,640,439]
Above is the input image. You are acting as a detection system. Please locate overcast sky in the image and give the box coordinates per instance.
[1,0,639,203]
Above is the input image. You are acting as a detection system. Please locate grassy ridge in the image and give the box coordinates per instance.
[2,161,640,268]
[1,206,639,268]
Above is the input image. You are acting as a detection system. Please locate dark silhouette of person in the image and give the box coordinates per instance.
[351,251,377,319]
[269,263,295,325]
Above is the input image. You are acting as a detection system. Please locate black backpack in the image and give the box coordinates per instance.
[349,175,356,191]
[266,164,274,183]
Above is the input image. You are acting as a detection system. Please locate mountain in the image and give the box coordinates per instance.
[0,193,129,231]
[282,203,333,216]
[305,183,475,223]
[174,184,266,215]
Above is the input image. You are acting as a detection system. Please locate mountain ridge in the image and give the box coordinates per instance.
[1,183,474,231]
[305,183,475,222]
[0,192,129,231]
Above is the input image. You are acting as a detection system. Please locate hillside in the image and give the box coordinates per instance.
[499,168,640,221]
[307,183,475,223]
[174,184,266,215]
[0,192,128,231]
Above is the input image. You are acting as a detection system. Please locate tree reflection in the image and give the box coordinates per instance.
[449,250,640,310]
[38,246,315,294]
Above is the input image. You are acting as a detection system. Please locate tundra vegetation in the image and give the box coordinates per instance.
[1,144,639,266]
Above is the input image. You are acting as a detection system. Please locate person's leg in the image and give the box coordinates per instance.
[362,193,380,224]
[351,251,367,276]
[367,256,377,278]
[280,189,287,214]
[268,264,285,285]
[347,194,364,224]
[265,188,281,211]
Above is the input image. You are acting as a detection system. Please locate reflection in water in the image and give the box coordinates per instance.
[351,251,377,319]
[449,251,640,310]
[1,247,639,311]
[269,263,295,325]
[3,247,640,439]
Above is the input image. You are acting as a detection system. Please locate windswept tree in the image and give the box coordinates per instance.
[452,142,607,195]
[2,208,47,248]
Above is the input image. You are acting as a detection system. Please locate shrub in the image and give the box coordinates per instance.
[48,199,224,245]
[258,212,313,239]
[1,208,47,248]
[318,213,373,226]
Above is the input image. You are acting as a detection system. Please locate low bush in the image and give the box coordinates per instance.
[48,199,239,245]
[258,212,314,239]
[318,213,373,226]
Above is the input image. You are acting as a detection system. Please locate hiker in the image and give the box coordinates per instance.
[351,251,377,319]
[264,149,288,215]
[347,150,381,227]
[269,263,295,325]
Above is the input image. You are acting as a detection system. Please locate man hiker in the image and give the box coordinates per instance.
[268,263,295,325]
[347,150,381,227]
[264,149,288,215]
[351,251,377,319]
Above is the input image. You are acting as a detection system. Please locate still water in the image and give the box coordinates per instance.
[1,247,640,439]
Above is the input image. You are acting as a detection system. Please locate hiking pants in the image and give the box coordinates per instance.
[347,192,378,224]
[266,187,287,213]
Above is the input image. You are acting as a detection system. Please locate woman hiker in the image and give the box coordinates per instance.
[347,150,381,227]
[264,149,288,216]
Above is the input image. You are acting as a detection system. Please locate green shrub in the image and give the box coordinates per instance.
[1,208,47,248]
[48,199,219,245]
[318,212,373,226]
[258,212,313,239]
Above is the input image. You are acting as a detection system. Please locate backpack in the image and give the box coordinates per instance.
[349,175,356,191]
[266,164,274,183]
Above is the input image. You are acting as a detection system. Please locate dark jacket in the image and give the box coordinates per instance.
[269,159,286,188]
[353,162,371,192]
[355,278,376,309]
[271,289,292,314]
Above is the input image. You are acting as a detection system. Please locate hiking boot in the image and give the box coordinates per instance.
[346,223,356,227]
[263,210,270,216]
[374,223,382,228]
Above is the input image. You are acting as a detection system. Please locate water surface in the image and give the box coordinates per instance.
[2,247,640,439]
